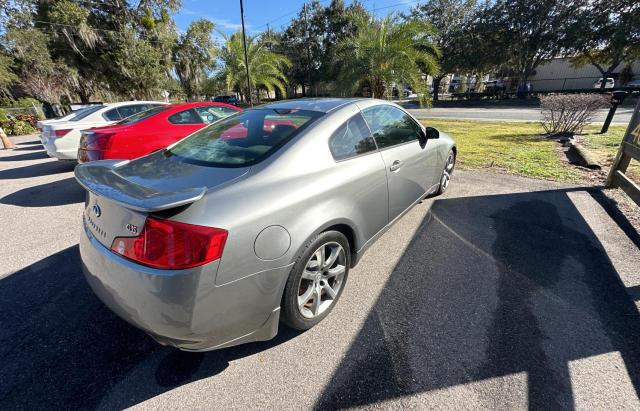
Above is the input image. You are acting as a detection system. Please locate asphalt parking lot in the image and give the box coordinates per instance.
[2,134,640,410]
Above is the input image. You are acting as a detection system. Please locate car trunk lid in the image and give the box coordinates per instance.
[75,153,249,249]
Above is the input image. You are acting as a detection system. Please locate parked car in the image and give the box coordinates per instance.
[37,106,98,143]
[75,98,456,351]
[42,101,167,161]
[213,95,239,106]
[483,79,506,92]
[593,78,615,89]
[77,102,241,163]
[626,79,640,88]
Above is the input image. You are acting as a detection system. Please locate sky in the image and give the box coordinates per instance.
[174,0,418,39]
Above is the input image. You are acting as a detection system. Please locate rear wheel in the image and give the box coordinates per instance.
[436,149,456,194]
[281,231,350,330]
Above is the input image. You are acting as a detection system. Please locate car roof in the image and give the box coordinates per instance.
[166,101,238,110]
[104,101,167,108]
[258,98,367,113]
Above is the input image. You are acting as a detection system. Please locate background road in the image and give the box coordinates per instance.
[1,135,640,410]
[406,106,634,123]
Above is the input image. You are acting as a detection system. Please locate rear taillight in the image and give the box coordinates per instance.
[82,132,114,150]
[54,129,72,137]
[110,217,227,269]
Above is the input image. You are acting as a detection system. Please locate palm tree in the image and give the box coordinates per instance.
[334,13,440,106]
[219,33,290,103]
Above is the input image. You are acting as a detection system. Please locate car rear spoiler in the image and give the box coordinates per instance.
[74,160,206,212]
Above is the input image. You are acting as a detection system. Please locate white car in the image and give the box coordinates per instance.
[42,101,166,161]
[37,106,101,144]
[593,78,615,89]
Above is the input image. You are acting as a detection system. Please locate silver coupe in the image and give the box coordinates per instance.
[75,98,456,351]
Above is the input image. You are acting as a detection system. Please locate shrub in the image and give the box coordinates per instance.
[0,117,38,136]
[0,96,41,108]
[8,120,36,136]
[14,113,39,128]
[540,93,610,135]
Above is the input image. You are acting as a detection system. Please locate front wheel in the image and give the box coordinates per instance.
[436,149,456,195]
[281,231,350,330]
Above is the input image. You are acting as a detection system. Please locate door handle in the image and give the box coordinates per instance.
[389,160,402,172]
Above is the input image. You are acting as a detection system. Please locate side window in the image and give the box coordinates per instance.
[194,106,238,124]
[103,108,121,121]
[117,104,149,119]
[168,109,204,125]
[329,113,377,160]
[362,105,422,149]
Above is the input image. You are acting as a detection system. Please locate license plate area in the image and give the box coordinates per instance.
[84,192,147,249]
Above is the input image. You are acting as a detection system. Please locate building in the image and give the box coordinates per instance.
[528,57,640,91]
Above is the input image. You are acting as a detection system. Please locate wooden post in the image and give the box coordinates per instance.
[605,97,640,205]
[0,127,15,150]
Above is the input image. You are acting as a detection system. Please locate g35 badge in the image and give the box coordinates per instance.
[126,223,138,234]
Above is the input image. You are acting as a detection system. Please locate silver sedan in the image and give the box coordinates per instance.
[75,98,456,351]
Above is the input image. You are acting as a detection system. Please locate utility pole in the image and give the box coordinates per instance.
[302,3,312,97]
[266,23,271,49]
[239,0,252,106]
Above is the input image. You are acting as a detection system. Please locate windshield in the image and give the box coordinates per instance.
[70,105,104,121]
[167,108,323,167]
[117,105,170,125]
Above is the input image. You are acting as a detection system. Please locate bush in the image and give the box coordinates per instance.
[7,120,36,136]
[0,96,41,108]
[13,113,39,128]
[0,114,38,136]
[540,93,610,135]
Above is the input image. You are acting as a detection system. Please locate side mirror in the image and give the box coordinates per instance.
[425,126,439,140]
[419,127,439,148]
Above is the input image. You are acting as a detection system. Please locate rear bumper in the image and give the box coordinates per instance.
[43,140,78,160]
[79,222,290,351]
[77,149,103,164]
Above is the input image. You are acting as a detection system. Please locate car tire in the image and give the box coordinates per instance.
[436,149,456,195]
[281,231,350,331]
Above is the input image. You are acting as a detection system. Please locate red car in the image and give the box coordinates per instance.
[77,102,241,163]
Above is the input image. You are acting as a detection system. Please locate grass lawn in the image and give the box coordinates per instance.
[580,125,640,181]
[420,119,631,182]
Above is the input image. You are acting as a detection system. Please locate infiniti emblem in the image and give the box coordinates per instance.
[92,204,101,218]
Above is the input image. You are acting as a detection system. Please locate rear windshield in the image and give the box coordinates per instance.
[70,105,104,121]
[117,105,169,125]
[166,108,323,167]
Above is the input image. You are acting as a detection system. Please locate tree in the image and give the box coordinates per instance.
[4,27,72,107]
[0,52,15,147]
[570,0,640,89]
[0,53,16,94]
[475,0,586,87]
[219,32,290,103]
[280,1,325,96]
[110,29,167,99]
[408,0,480,101]
[334,12,440,106]
[279,0,367,97]
[173,19,217,100]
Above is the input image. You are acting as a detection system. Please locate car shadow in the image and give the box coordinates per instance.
[0,177,86,207]
[16,140,42,145]
[0,246,301,410]
[0,160,75,179]
[11,144,44,151]
[0,151,49,162]
[316,188,640,409]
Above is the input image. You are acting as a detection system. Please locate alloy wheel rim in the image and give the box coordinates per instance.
[441,153,454,189]
[297,242,346,319]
